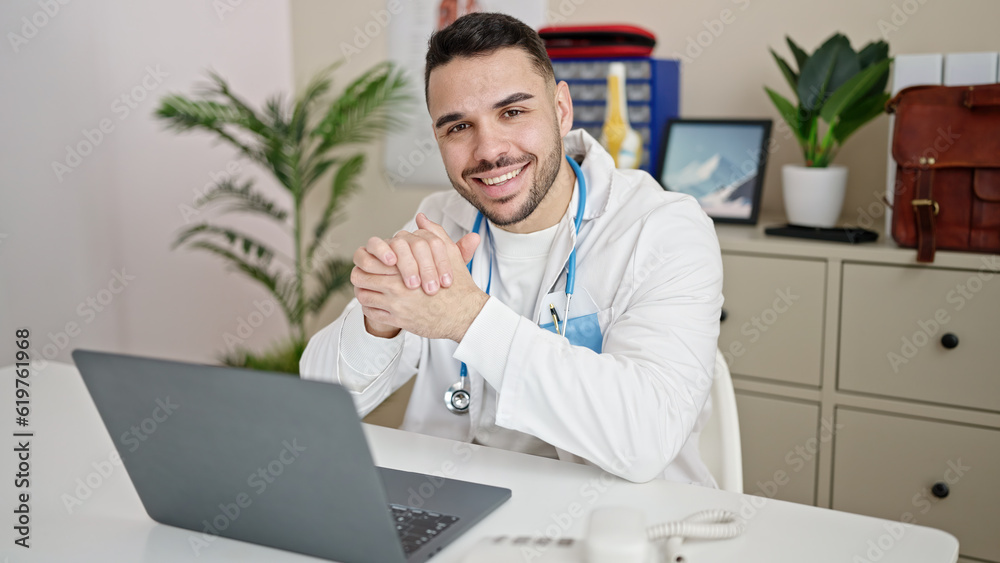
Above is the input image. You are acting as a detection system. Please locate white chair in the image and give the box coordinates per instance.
[698,349,744,493]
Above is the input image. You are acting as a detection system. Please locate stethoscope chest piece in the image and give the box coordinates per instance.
[444,378,471,414]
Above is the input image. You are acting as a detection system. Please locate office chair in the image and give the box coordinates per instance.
[698,349,744,493]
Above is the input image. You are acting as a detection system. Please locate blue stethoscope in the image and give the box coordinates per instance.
[444,155,586,415]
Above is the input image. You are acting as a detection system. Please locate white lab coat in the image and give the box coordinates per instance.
[300,130,723,485]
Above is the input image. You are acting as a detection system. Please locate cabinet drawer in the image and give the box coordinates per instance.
[832,408,1000,562]
[735,392,819,506]
[839,263,1000,411]
[720,254,825,386]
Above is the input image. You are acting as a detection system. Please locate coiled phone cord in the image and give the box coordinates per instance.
[647,510,745,562]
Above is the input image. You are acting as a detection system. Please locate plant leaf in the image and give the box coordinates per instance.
[857,41,891,98]
[307,257,354,314]
[797,34,859,112]
[312,62,410,151]
[786,36,810,72]
[771,49,799,96]
[155,97,245,129]
[218,336,306,375]
[857,41,889,69]
[264,94,288,136]
[764,87,806,144]
[826,37,861,97]
[201,72,297,192]
[173,223,275,265]
[155,96,262,162]
[290,63,340,144]
[201,71,274,140]
[819,58,892,124]
[197,178,289,223]
[302,157,339,190]
[306,153,365,264]
[831,92,891,144]
[183,239,296,323]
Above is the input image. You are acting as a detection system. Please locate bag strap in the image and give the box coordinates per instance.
[912,164,938,263]
[964,85,1000,108]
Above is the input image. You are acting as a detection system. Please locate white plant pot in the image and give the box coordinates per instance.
[782,164,848,228]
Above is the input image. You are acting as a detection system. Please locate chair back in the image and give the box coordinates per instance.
[699,349,743,493]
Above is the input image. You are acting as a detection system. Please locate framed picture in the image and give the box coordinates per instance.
[655,119,773,225]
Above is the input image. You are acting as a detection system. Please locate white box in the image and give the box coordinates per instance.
[943,52,999,85]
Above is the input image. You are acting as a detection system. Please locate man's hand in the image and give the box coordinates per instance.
[353,214,484,341]
[350,248,403,339]
[365,213,480,296]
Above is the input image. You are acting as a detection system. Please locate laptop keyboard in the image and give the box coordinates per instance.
[389,503,460,556]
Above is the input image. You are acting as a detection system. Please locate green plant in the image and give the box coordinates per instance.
[766,33,892,168]
[155,61,410,374]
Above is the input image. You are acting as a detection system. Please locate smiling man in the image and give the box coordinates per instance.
[300,12,724,485]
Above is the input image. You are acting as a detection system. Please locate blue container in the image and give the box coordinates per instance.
[551,57,680,174]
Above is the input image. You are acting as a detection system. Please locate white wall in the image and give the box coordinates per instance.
[0,0,294,367]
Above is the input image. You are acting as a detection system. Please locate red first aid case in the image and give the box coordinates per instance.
[538,24,656,59]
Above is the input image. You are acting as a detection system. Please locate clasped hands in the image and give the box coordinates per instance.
[352,213,488,342]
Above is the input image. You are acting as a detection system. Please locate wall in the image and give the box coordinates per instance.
[4,0,990,371]
[291,0,1000,336]
[0,1,294,367]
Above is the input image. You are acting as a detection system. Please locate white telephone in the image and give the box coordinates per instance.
[462,506,743,563]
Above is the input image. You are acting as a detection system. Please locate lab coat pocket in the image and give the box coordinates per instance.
[539,307,613,353]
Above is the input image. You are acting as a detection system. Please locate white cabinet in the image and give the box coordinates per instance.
[720,254,826,387]
[716,223,1000,563]
[839,263,1000,411]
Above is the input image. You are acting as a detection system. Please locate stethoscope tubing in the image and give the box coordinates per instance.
[448,155,586,414]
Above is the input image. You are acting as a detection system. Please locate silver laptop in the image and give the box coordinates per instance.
[72,349,511,562]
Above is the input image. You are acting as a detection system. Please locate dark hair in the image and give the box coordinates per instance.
[424,12,554,104]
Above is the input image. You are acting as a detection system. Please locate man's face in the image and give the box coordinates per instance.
[427,47,572,228]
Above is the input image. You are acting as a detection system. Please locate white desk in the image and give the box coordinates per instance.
[0,362,959,562]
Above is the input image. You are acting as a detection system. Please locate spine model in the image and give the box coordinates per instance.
[600,62,642,169]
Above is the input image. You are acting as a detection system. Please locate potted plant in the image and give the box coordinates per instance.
[155,61,410,374]
[765,33,891,227]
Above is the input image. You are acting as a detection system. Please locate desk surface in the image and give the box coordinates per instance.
[0,362,959,562]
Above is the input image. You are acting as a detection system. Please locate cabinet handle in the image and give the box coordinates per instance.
[931,482,950,499]
[940,333,959,349]
[720,309,728,322]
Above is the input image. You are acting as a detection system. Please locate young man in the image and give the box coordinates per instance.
[300,13,724,485]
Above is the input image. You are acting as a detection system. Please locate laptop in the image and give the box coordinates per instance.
[72,349,511,562]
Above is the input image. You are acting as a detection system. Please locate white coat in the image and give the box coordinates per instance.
[300,130,724,485]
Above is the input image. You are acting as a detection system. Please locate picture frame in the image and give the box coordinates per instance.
[655,118,773,225]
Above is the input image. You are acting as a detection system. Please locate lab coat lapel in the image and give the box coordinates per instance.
[532,186,578,323]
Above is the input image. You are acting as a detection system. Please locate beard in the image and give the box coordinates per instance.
[447,122,564,227]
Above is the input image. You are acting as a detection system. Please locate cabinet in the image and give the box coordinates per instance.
[550,58,679,173]
[832,409,1000,562]
[734,392,820,506]
[839,263,1000,411]
[719,254,826,386]
[716,222,1000,563]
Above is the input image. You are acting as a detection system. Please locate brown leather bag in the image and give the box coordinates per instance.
[887,83,1000,263]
